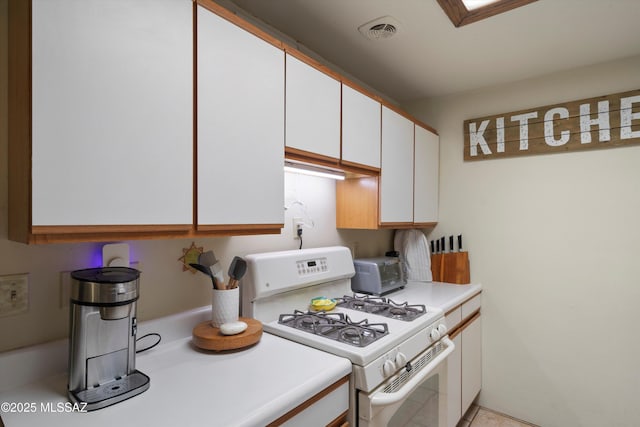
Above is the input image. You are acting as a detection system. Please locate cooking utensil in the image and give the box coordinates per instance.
[189,263,218,289]
[458,234,463,252]
[199,251,217,267]
[227,256,247,289]
[199,250,227,290]
[449,236,454,253]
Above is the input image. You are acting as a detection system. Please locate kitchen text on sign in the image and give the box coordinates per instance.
[463,89,640,161]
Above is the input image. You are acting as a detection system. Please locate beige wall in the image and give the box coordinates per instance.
[405,55,640,427]
[0,0,392,353]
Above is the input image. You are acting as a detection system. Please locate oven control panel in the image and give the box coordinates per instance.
[296,257,328,276]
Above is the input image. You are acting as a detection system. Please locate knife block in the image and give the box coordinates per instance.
[431,252,470,284]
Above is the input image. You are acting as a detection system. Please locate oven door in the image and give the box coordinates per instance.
[358,336,455,427]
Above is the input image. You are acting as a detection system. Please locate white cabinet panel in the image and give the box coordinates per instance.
[197,7,284,226]
[447,333,462,427]
[414,125,439,223]
[380,107,414,223]
[341,84,381,168]
[285,54,341,159]
[31,0,192,225]
[462,294,482,319]
[461,315,482,413]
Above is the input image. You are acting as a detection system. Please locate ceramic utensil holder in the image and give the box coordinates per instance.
[211,287,239,328]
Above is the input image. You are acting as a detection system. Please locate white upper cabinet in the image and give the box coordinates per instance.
[285,54,341,159]
[31,0,193,226]
[341,84,381,169]
[380,106,414,223]
[197,6,284,227]
[414,124,439,223]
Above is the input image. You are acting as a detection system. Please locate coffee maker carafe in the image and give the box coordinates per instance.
[68,267,149,410]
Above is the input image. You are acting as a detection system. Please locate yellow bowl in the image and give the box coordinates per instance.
[310,297,337,312]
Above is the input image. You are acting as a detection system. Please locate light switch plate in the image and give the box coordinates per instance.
[0,274,29,317]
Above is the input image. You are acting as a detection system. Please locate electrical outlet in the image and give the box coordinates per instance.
[102,243,130,267]
[0,274,29,317]
[292,217,304,240]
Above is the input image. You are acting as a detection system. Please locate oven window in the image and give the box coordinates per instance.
[388,373,440,427]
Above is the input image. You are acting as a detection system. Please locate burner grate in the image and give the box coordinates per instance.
[335,295,427,321]
[278,310,388,347]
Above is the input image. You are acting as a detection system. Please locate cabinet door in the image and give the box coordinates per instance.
[285,54,341,160]
[447,333,463,427]
[414,125,439,223]
[197,6,284,227]
[380,107,414,224]
[31,0,192,226]
[341,84,381,169]
[461,315,482,413]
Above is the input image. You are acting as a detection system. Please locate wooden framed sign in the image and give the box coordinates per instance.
[464,89,640,161]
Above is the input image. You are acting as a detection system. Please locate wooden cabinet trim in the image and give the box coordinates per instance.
[286,48,342,83]
[197,223,283,232]
[285,147,340,168]
[266,375,349,427]
[449,310,481,338]
[196,0,284,51]
[339,159,380,176]
[8,0,33,244]
[327,411,349,427]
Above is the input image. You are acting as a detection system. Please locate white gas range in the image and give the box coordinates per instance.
[242,246,454,427]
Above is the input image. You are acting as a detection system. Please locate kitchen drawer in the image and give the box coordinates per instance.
[461,293,481,320]
[445,307,462,332]
[270,376,349,427]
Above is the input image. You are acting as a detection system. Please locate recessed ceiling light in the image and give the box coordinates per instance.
[437,0,538,27]
[461,0,502,11]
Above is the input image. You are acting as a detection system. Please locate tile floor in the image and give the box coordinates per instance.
[459,405,539,427]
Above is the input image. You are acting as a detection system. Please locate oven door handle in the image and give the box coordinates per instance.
[370,336,455,407]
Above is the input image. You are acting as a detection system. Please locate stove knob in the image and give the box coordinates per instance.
[382,359,396,377]
[438,324,448,335]
[430,328,441,341]
[395,352,407,367]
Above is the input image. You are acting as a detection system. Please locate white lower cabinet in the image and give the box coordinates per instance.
[446,295,482,427]
[461,314,482,413]
[196,5,285,229]
[275,376,349,427]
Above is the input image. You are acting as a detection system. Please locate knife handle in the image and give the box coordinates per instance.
[457,234,463,252]
[436,239,440,253]
[440,237,445,254]
[449,236,454,253]
[430,240,435,254]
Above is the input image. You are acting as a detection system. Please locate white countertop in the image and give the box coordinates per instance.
[393,281,482,313]
[0,307,351,427]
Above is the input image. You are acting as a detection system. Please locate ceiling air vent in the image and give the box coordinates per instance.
[358,16,401,41]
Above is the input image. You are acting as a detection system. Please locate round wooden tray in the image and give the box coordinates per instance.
[192,317,263,352]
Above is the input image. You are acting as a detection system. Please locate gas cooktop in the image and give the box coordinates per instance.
[336,294,428,322]
[278,310,389,347]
